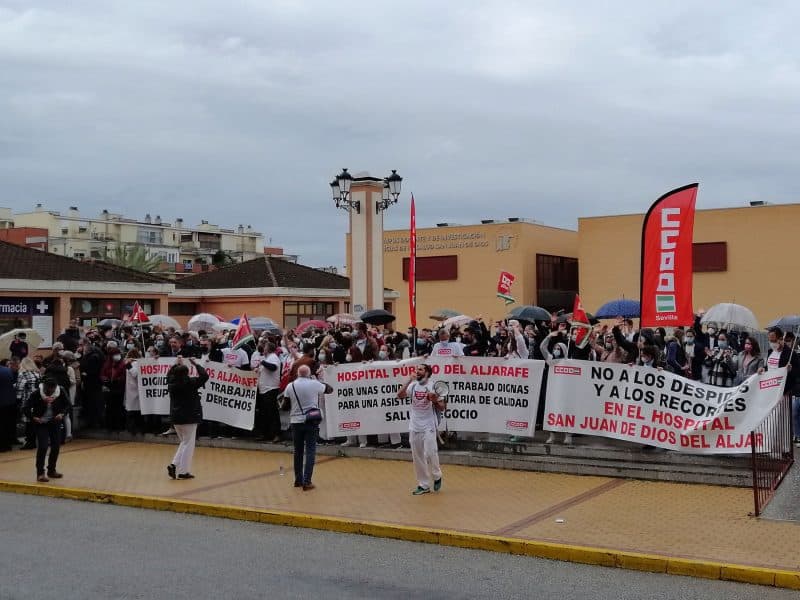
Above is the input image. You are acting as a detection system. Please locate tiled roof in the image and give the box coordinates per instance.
[177,256,350,290]
[0,241,170,284]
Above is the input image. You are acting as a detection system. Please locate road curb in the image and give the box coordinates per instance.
[1,479,798,590]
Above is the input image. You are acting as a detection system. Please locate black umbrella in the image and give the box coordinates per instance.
[360,309,396,326]
[98,318,122,328]
[508,305,551,323]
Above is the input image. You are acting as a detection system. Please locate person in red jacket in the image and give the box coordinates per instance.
[101,347,127,431]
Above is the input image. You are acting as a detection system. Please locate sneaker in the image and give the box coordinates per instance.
[392,444,404,450]
[563,434,574,445]
[167,464,176,480]
[545,434,556,444]
[177,473,195,479]
[302,483,315,491]
[433,478,442,492]
[161,427,176,436]
[359,442,368,449]
[46,471,63,479]
[340,440,354,447]
[37,474,49,482]
[412,486,430,495]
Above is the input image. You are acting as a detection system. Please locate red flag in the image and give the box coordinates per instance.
[409,195,417,329]
[640,184,698,327]
[232,313,254,349]
[130,301,149,323]
[571,294,591,348]
[496,271,516,304]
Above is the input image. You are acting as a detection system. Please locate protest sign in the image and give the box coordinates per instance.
[323,357,545,438]
[544,359,786,453]
[200,364,258,430]
[137,358,257,430]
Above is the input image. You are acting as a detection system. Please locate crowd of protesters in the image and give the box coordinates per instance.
[1,306,799,469]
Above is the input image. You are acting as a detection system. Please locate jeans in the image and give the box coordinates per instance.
[792,396,800,439]
[35,422,61,475]
[292,422,318,486]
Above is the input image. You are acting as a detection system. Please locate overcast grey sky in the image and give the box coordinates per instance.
[2,1,798,268]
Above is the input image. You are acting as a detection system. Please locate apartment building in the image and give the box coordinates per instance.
[10,205,265,274]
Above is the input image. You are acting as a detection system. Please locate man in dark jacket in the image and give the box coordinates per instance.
[27,377,68,481]
[9,332,29,360]
[79,341,105,428]
[0,361,17,452]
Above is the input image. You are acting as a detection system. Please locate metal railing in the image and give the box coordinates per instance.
[751,394,794,516]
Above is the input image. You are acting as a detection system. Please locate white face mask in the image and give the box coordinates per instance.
[345,354,353,362]
[113,355,122,362]
[74,352,82,359]
[770,342,780,351]
[378,351,388,360]
[126,343,135,350]
[455,337,462,344]
[318,352,327,362]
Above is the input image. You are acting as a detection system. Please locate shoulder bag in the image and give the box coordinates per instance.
[291,382,323,425]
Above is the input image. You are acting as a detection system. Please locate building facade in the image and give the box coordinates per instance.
[379,219,579,330]
[578,202,800,327]
[10,205,265,274]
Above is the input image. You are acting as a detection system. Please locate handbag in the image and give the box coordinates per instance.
[291,382,323,425]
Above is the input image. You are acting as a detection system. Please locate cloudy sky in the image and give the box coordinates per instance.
[2,1,798,268]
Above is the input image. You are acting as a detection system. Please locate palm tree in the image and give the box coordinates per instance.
[103,245,165,273]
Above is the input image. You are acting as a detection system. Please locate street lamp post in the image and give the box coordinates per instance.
[331,168,403,315]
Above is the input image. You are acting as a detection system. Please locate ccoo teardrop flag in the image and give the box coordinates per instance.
[130,301,149,323]
[409,194,417,329]
[640,184,698,327]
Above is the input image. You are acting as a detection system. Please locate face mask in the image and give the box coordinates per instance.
[744,343,753,352]
[345,354,353,362]
[126,343,134,350]
[718,341,728,350]
[685,337,694,345]
[280,340,287,348]
[74,352,82,359]
[329,342,337,350]
[553,348,562,357]
[770,342,780,351]
[604,343,613,351]
[455,337,462,344]
[113,355,122,362]
[416,338,425,346]
[378,351,388,360]
[643,359,653,367]
[318,352,327,362]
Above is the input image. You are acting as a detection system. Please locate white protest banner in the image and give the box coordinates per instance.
[137,358,178,415]
[323,357,545,438]
[544,359,787,453]
[200,363,258,430]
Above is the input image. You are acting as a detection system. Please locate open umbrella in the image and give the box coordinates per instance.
[0,329,44,360]
[187,313,220,332]
[767,315,800,332]
[508,305,551,323]
[327,313,361,326]
[595,299,641,319]
[701,303,759,330]
[211,322,238,333]
[294,320,330,334]
[97,318,122,328]
[360,309,396,326]
[231,316,277,329]
[429,308,461,321]
[441,315,473,329]
[148,315,181,330]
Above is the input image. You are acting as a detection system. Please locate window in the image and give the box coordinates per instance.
[283,301,337,330]
[536,254,579,312]
[402,255,458,281]
[693,242,727,272]
[169,302,198,316]
[137,228,163,245]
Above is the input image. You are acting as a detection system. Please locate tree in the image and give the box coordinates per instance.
[104,245,165,273]
[212,250,236,267]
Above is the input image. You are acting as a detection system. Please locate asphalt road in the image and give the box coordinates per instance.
[0,492,794,600]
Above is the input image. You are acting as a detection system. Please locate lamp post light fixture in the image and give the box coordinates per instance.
[330,168,402,214]
[331,168,359,213]
[376,169,403,213]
